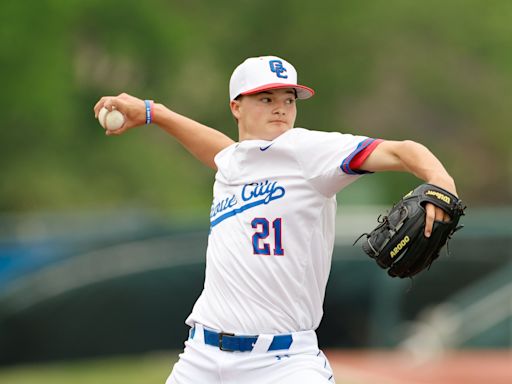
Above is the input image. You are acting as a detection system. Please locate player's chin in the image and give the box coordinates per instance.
[267,121,292,134]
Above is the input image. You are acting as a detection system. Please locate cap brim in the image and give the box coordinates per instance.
[240,83,315,99]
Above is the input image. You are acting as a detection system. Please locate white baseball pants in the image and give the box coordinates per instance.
[166,324,335,384]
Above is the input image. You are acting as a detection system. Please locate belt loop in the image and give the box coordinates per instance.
[194,324,205,343]
[251,334,273,353]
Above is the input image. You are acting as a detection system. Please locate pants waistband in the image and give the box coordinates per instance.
[189,325,313,353]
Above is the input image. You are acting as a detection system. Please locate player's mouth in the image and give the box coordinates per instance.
[269,120,288,125]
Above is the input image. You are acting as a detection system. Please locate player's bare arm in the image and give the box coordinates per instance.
[359,140,457,237]
[94,93,235,170]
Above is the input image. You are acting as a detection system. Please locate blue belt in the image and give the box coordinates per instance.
[191,327,293,352]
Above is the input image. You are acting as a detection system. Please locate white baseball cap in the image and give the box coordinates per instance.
[229,56,315,101]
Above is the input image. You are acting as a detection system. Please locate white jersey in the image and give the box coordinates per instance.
[186,128,378,335]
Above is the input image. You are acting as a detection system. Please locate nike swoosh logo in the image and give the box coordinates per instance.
[259,143,274,151]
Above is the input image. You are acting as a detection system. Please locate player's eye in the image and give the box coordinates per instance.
[285,98,296,105]
[260,97,271,103]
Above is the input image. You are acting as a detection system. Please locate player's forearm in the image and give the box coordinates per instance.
[391,140,457,194]
[153,103,235,170]
[95,94,234,169]
[362,140,456,194]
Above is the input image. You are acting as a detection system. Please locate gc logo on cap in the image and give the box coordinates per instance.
[269,60,288,79]
[229,56,315,101]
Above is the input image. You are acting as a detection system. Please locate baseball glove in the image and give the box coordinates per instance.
[356,183,465,278]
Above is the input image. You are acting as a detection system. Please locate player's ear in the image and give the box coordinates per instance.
[230,99,241,120]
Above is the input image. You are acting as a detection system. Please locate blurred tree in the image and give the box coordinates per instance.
[1,0,510,213]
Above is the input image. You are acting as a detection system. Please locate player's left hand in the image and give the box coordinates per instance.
[424,177,458,237]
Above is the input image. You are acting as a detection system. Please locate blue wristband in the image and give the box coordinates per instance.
[144,100,153,124]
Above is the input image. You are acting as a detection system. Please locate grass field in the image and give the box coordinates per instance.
[0,352,178,384]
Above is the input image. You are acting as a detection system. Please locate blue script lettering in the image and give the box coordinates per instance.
[241,180,285,204]
[209,180,286,228]
[210,194,238,218]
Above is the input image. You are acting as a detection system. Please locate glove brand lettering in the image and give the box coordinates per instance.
[269,60,288,79]
[426,190,451,204]
[390,235,410,258]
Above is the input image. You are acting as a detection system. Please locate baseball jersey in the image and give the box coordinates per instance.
[185,128,381,335]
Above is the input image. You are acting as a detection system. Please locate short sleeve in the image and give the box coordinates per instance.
[290,129,380,197]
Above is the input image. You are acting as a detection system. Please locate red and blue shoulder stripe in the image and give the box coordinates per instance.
[340,138,384,174]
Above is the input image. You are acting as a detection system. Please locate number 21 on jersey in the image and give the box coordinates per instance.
[251,218,284,256]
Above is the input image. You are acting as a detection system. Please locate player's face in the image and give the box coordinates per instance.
[230,88,297,141]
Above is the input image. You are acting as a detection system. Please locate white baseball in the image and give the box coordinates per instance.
[98,107,108,127]
[98,107,125,131]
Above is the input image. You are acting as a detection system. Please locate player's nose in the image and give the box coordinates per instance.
[272,102,286,115]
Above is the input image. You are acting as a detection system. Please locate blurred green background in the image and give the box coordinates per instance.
[1,0,511,212]
[1,0,511,382]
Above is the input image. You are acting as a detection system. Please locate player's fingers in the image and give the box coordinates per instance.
[434,206,451,223]
[101,96,120,111]
[106,98,129,115]
[105,125,128,136]
[434,206,444,222]
[424,203,436,238]
[106,128,121,136]
[94,97,108,117]
[94,97,119,118]
[103,98,115,111]
[105,129,121,136]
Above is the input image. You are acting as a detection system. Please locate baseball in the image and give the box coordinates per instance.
[98,107,125,131]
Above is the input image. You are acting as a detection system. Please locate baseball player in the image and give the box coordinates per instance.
[94,55,458,383]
